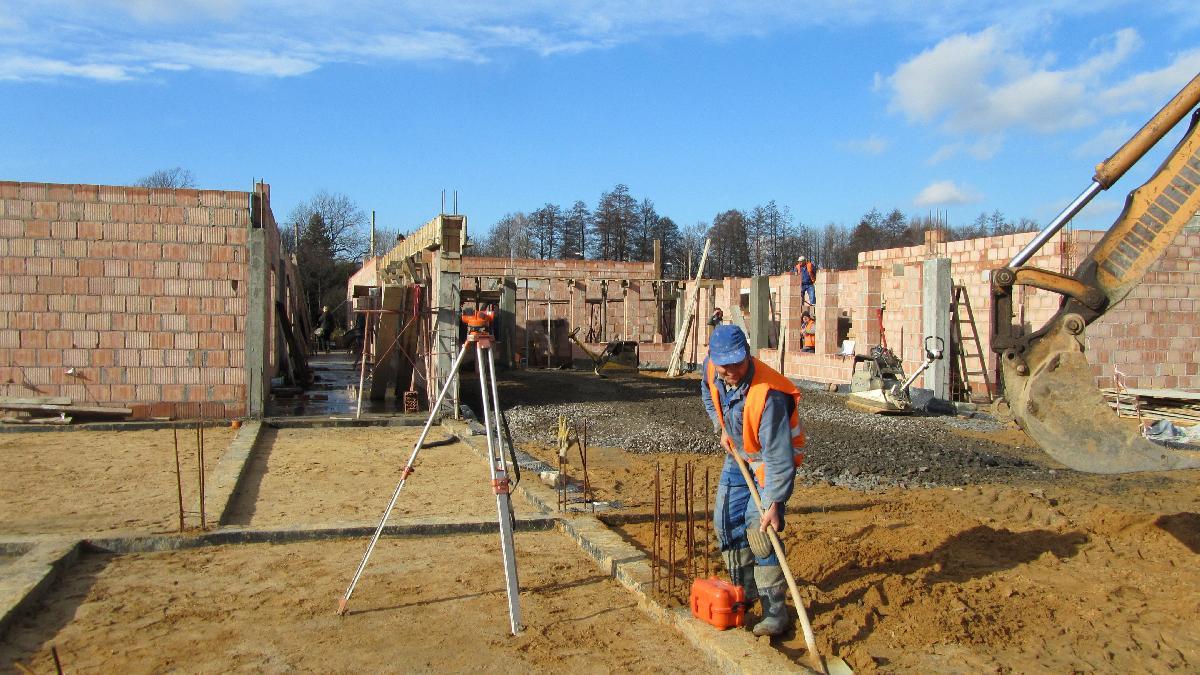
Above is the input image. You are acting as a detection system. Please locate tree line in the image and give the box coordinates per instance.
[474,183,1041,279]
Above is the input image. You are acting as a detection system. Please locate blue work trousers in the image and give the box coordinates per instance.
[714,457,781,566]
[802,283,815,306]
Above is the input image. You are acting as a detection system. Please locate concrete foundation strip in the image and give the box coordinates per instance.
[442,417,810,674]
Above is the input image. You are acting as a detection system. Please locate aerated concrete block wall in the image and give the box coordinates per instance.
[0,181,290,419]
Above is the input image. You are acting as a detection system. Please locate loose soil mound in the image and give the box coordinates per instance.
[500,369,1200,673]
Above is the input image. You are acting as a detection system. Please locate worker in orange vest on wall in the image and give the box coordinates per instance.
[700,325,806,637]
[799,312,816,352]
[793,256,816,307]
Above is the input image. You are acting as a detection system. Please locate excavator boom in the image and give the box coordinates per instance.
[992,72,1200,473]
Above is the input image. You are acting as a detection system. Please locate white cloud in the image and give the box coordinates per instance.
[914,180,982,207]
[0,55,130,81]
[2,1,1198,84]
[886,25,1148,138]
[843,134,890,155]
[131,41,320,77]
[1097,49,1200,113]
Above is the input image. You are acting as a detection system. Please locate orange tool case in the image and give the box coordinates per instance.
[689,577,746,630]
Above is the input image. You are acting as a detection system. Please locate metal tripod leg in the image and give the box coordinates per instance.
[338,338,473,616]
[477,340,523,634]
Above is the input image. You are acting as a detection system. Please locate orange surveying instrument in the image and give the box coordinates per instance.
[338,305,523,635]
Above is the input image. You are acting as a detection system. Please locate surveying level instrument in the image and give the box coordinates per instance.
[338,305,523,634]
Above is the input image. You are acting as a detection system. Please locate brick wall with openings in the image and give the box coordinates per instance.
[0,181,286,419]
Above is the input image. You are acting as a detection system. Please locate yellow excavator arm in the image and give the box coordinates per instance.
[991,71,1200,473]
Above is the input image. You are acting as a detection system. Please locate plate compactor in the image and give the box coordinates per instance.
[847,336,944,414]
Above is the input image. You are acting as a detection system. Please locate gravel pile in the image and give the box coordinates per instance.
[465,369,1059,491]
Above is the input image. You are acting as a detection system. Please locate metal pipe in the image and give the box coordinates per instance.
[1009,181,1102,267]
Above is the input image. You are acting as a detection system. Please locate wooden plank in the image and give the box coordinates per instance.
[667,238,711,377]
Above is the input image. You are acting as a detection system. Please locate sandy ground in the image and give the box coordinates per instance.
[224,426,538,528]
[0,427,234,536]
[517,426,1200,673]
[5,364,1199,673]
[0,532,713,674]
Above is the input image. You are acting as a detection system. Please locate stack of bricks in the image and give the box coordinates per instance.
[0,181,262,419]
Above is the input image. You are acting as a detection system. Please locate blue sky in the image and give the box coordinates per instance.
[2,1,1199,241]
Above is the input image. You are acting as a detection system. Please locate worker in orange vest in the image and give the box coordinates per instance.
[700,324,806,637]
[793,256,816,307]
[799,312,816,352]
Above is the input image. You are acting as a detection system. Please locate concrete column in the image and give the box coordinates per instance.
[499,277,516,368]
[922,257,952,399]
[748,276,770,353]
[433,247,461,417]
[245,227,267,418]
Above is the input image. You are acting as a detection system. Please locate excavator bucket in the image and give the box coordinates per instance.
[996,72,1200,474]
[1001,319,1200,474]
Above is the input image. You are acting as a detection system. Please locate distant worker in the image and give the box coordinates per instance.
[799,312,816,353]
[794,255,817,307]
[708,307,724,327]
[316,304,337,354]
[700,324,806,637]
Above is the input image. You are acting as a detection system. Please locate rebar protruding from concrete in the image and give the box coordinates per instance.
[196,419,206,530]
[173,427,184,533]
[652,461,660,595]
[684,461,694,582]
[704,466,711,578]
[669,457,677,598]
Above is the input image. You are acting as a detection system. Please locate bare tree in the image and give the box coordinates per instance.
[286,190,369,260]
[476,212,534,259]
[135,167,196,189]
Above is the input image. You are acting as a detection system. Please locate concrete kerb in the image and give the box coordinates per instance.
[442,415,810,675]
[211,420,264,526]
[83,515,558,555]
[0,538,81,641]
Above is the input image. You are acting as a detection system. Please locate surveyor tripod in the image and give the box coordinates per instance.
[338,313,523,634]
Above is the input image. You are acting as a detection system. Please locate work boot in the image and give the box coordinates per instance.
[752,565,791,637]
[720,547,758,604]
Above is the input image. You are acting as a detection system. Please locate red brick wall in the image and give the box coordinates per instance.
[0,181,278,419]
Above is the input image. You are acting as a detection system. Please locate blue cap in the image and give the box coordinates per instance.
[709,324,749,366]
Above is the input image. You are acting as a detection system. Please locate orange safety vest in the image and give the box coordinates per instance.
[801,318,816,350]
[794,261,816,282]
[706,359,806,486]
